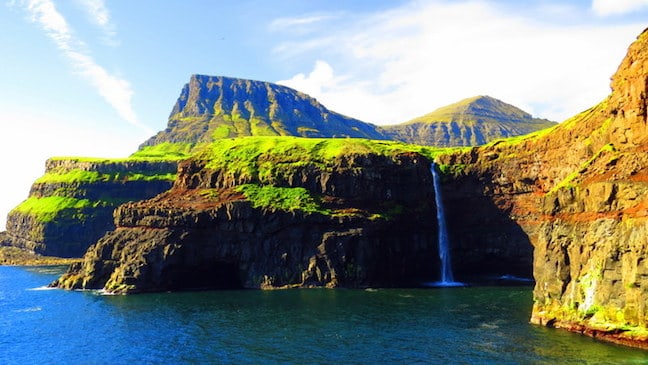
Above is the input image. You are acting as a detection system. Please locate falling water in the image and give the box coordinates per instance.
[428,163,464,287]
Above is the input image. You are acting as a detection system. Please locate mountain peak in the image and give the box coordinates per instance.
[413,95,535,125]
[381,96,555,147]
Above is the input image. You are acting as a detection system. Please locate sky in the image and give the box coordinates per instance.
[0,0,647,230]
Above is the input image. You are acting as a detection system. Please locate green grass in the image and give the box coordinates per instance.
[200,136,452,170]
[11,195,136,223]
[11,196,98,222]
[235,184,329,214]
[35,169,177,184]
[548,143,618,193]
[191,136,467,187]
[50,142,195,164]
[129,142,198,160]
[213,125,232,139]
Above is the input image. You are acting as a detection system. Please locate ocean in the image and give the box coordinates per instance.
[1,266,647,364]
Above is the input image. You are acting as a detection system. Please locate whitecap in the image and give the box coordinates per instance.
[479,322,500,330]
[14,306,42,313]
[27,286,57,291]
[95,289,122,296]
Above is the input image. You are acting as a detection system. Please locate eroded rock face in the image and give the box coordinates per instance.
[53,152,439,293]
[438,28,648,348]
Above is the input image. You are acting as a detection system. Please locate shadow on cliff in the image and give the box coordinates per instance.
[441,173,535,283]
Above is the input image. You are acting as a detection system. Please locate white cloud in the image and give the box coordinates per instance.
[23,0,152,134]
[592,0,648,15]
[270,14,337,31]
[277,60,337,96]
[75,0,118,44]
[78,0,109,27]
[273,1,644,124]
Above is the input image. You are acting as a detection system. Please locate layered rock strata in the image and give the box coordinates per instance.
[53,140,439,292]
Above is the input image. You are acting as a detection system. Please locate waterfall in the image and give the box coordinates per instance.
[428,163,463,287]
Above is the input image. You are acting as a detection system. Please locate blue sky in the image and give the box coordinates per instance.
[0,0,647,230]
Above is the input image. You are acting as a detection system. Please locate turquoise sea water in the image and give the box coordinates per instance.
[2,266,647,364]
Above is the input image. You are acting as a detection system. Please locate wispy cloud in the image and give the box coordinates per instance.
[592,0,648,16]
[273,1,645,124]
[269,13,338,31]
[75,0,118,44]
[22,0,151,134]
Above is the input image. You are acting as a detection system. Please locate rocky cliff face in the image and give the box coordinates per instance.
[438,28,648,348]
[2,159,177,257]
[382,95,556,147]
[53,138,440,293]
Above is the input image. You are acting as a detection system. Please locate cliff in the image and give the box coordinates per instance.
[2,74,552,260]
[52,137,443,293]
[2,158,178,257]
[437,28,648,348]
[382,95,556,147]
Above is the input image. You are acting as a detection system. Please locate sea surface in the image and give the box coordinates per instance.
[2,266,647,364]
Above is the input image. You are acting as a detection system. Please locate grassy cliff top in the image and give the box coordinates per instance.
[197,136,461,170]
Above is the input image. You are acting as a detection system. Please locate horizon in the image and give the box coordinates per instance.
[1,0,647,229]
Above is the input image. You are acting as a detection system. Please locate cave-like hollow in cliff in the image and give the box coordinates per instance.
[159,261,244,291]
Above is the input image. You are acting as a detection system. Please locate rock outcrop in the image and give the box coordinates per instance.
[53,138,439,293]
[437,28,648,348]
[2,158,177,257]
[382,95,556,147]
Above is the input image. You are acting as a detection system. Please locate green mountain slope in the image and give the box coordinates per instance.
[140,75,387,150]
[381,95,556,146]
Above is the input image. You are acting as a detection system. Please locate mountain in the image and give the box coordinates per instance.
[140,75,387,148]
[140,76,554,151]
[381,95,556,146]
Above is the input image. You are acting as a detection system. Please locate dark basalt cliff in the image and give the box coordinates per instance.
[53,139,440,293]
[438,28,648,348]
[2,159,177,257]
[382,95,556,147]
